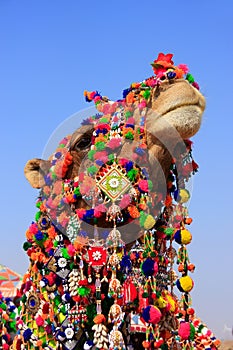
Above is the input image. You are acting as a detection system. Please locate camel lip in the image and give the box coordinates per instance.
[161,101,205,117]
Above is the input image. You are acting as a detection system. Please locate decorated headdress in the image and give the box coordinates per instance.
[11,53,220,350]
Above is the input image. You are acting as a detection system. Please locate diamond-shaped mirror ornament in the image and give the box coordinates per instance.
[96,164,131,201]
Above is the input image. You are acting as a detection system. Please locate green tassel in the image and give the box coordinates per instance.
[125,131,134,140]
[143,89,151,100]
[74,187,81,196]
[23,241,32,251]
[148,180,153,190]
[77,286,91,297]
[164,227,174,237]
[95,141,106,151]
[108,153,114,161]
[186,73,195,83]
[99,117,109,123]
[127,169,138,182]
[35,211,42,222]
[36,201,42,208]
[125,110,133,119]
[139,211,147,227]
[88,149,96,161]
[87,165,98,175]
[61,247,71,259]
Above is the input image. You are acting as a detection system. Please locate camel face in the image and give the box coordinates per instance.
[24,78,205,192]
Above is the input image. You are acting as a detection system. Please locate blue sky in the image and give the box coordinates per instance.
[0,0,232,340]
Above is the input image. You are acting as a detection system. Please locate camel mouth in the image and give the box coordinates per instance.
[161,100,205,117]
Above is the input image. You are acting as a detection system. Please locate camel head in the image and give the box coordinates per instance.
[24,53,205,242]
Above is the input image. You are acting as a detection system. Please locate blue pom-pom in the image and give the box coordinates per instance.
[35,231,44,241]
[84,209,94,221]
[23,328,33,341]
[96,160,104,166]
[122,88,131,98]
[125,161,134,172]
[55,152,62,159]
[141,258,155,277]
[135,147,145,156]
[142,168,149,179]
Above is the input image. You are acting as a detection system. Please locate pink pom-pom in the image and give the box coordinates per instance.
[119,194,131,209]
[177,64,189,74]
[138,100,147,110]
[67,244,75,257]
[127,117,135,124]
[107,138,122,149]
[36,315,45,326]
[178,322,190,340]
[138,180,148,192]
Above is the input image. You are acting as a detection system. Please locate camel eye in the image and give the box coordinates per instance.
[74,136,92,150]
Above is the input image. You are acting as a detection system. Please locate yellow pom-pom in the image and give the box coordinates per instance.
[155,296,167,309]
[144,215,156,230]
[165,294,176,313]
[179,189,190,203]
[181,228,192,245]
[179,275,194,292]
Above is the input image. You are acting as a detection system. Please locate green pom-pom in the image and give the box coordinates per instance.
[74,187,81,196]
[125,131,134,140]
[87,165,98,175]
[186,73,195,83]
[139,211,147,227]
[148,180,153,191]
[88,149,96,161]
[36,201,42,209]
[61,247,70,259]
[143,89,151,100]
[0,302,7,311]
[54,296,61,306]
[142,292,149,298]
[54,240,58,247]
[108,153,115,161]
[35,211,42,222]
[99,117,109,123]
[125,110,132,119]
[77,286,91,297]
[95,141,106,151]
[60,305,66,314]
[164,227,174,237]
[127,169,138,182]
[23,241,32,251]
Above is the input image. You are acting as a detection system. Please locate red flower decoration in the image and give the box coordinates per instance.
[151,52,174,75]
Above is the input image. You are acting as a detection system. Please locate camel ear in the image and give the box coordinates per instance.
[24,158,51,189]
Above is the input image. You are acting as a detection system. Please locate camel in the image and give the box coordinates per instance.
[10,53,220,350]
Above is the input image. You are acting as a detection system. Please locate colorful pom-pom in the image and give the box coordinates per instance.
[141,258,158,277]
[141,305,161,324]
[174,228,192,245]
[178,321,195,340]
[176,275,194,293]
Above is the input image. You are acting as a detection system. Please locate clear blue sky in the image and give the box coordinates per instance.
[0,0,232,340]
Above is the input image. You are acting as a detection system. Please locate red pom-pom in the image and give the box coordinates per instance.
[178,322,190,340]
